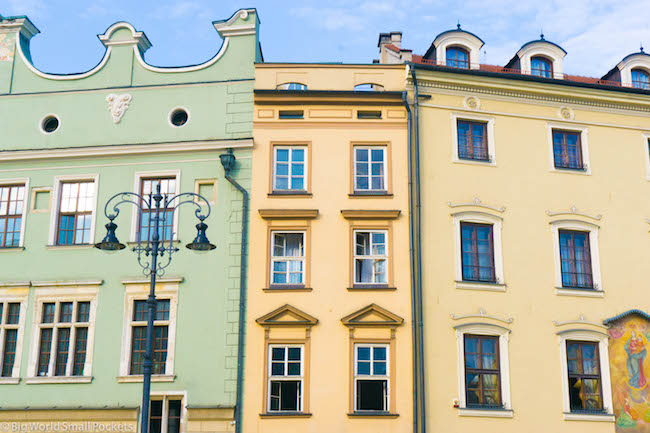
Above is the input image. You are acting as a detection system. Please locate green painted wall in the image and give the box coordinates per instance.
[0,8,257,409]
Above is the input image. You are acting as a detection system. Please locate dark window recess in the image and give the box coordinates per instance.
[149,400,163,433]
[357,110,382,119]
[170,109,188,127]
[168,400,182,433]
[457,120,489,161]
[270,380,301,411]
[553,130,584,170]
[460,222,496,283]
[279,110,304,119]
[357,379,387,411]
[464,334,502,408]
[559,230,593,289]
[42,116,59,133]
[567,341,603,412]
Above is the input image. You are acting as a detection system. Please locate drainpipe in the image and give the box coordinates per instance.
[409,64,426,433]
[220,149,249,433]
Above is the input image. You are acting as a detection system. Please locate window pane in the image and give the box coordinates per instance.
[59,302,73,323]
[288,347,301,361]
[72,327,88,376]
[358,347,371,361]
[168,400,182,433]
[37,329,53,376]
[6,303,20,325]
[272,347,285,361]
[42,303,55,323]
[1,329,18,377]
[54,328,71,376]
[357,380,386,411]
[77,302,90,322]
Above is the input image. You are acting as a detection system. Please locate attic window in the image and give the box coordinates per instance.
[354,83,385,91]
[41,115,60,134]
[631,69,650,89]
[277,83,307,91]
[169,108,189,127]
[279,110,304,119]
[446,47,469,69]
[531,56,553,78]
[357,110,382,120]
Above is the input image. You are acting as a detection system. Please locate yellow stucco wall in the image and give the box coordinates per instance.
[413,68,650,432]
[244,64,412,433]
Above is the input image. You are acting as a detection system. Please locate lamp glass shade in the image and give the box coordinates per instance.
[94,221,126,251]
[186,221,216,251]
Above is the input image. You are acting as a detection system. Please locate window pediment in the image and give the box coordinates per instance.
[341,304,403,327]
[256,304,318,327]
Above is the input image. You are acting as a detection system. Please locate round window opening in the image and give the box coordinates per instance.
[170,109,189,127]
[41,115,59,133]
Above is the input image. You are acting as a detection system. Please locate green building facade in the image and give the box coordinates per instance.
[0,9,258,433]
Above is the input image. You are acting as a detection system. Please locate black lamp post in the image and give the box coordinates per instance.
[95,183,215,433]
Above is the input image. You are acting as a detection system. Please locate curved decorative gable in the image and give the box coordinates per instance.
[603,309,650,325]
[256,304,318,327]
[425,26,484,70]
[603,52,650,87]
[507,37,566,79]
[341,304,404,328]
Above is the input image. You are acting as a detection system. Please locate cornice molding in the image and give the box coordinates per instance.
[341,303,404,328]
[256,304,318,327]
[258,209,319,219]
[545,206,602,221]
[340,209,401,219]
[450,307,513,324]
[448,197,506,213]
[31,280,103,287]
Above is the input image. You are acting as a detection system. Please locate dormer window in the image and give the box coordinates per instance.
[446,47,469,69]
[531,56,553,78]
[631,69,650,89]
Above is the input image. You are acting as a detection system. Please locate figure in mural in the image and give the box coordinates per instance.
[626,330,647,390]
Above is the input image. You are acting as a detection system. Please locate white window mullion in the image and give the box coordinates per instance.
[161,396,169,433]
[48,324,58,377]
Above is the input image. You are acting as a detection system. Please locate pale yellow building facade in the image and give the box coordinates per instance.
[244,64,413,432]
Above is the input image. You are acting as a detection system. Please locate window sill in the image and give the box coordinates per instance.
[550,167,591,176]
[555,287,604,298]
[260,412,312,418]
[455,280,506,292]
[0,377,20,384]
[348,192,393,198]
[0,246,25,252]
[116,374,175,383]
[347,285,396,291]
[453,158,496,167]
[563,412,614,422]
[263,286,313,292]
[347,412,399,418]
[458,408,513,418]
[268,191,312,198]
[24,376,92,384]
[46,244,94,250]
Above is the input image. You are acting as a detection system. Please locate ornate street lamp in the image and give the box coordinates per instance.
[95,182,215,433]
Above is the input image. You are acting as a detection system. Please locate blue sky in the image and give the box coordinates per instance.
[3,0,650,77]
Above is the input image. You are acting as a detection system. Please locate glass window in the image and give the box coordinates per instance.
[632,69,650,90]
[139,178,176,242]
[354,146,387,192]
[149,396,183,433]
[553,130,584,170]
[446,47,469,68]
[354,230,388,285]
[559,230,593,289]
[56,181,95,245]
[268,345,303,412]
[457,120,489,161]
[1,302,22,377]
[276,83,307,90]
[531,56,553,78]
[566,341,603,412]
[130,299,170,375]
[460,222,496,283]
[35,300,92,377]
[273,147,306,192]
[271,232,305,286]
[464,334,501,408]
[0,185,25,248]
[355,344,389,412]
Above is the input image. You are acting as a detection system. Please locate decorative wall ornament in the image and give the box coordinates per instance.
[463,96,481,110]
[450,307,513,324]
[239,9,249,19]
[558,106,574,120]
[545,205,602,221]
[448,197,506,213]
[106,94,132,124]
[552,314,607,329]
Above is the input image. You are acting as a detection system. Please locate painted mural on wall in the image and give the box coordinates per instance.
[0,33,15,61]
[608,313,650,431]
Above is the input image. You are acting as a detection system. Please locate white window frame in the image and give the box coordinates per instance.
[272,146,307,192]
[118,282,178,382]
[353,146,387,192]
[0,178,29,248]
[557,329,614,421]
[267,344,304,413]
[643,134,650,181]
[353,343,390,412]
[26,286,98,383]
[48,174,99,246]
[547,123,591,175]
[550,220,603,297]
[452,211,505,291]
[149,391,188,433]
[455,323,513,418]
[451,113,496,166]
[130,170,181,243]
[0,289,29,383]
[353,229,389,285]
[270,231,306,286]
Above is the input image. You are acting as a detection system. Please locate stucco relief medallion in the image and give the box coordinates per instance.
[463,96,481,110]
[106,94,132,124]
[558,106,574,120]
